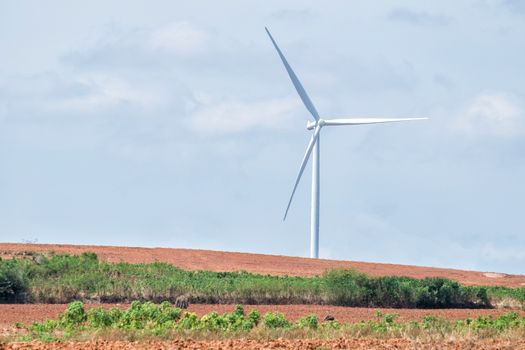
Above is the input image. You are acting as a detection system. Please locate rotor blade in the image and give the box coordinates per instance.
[265,27,320,121]
[283,125,322,221]
[323,117,427,126]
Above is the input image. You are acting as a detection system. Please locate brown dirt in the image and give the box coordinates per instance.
[1,243,524,287]
[1,304,524,328]
[2,338,525,349]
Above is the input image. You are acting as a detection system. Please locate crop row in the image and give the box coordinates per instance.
[17,301,525,342]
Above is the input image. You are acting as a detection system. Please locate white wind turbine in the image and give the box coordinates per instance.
[265,28,427,259]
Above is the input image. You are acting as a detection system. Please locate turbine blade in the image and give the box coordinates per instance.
[323,117,428,126]
[265,27,320,121]
[283,125,322,221]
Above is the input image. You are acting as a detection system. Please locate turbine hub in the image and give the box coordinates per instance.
[306,119,325,130]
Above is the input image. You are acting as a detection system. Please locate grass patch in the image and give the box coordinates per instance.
[0,252,523,308]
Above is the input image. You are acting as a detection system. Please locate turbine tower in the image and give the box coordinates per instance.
[265,28,427,259]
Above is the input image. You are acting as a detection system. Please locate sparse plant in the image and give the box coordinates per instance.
[383,313,399,324]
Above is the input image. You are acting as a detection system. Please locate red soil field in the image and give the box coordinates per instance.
[2,338,525,350]
[1,304,524,328]
[1,243,525,287]
[2,243,525,349]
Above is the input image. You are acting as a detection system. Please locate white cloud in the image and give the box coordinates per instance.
[387,8,451,26]
[186,96,302,134]
[150,22,208,57]
[48,76,169,114]
[0,72,171,119]
[455,92,524,138]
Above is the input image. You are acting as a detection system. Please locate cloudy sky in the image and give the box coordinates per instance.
[1,1,525,273]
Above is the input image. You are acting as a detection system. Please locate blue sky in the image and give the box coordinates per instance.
[1,1,525,273]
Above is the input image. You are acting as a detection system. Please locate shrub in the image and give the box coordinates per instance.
[323,269,371,306]
[383,313,399,324]
[87,307,111,328]
[234,304,244,317]
[241,319,256,331]
[224,312,243,331]
[322,269,491,308]
[117,301,181,330]
[29,319,58,333]
[295,314,318,329]
[263,312,291,329]
[247,309,260,326]
[0,259,28,302]
[157,301,182,324]
[60,301,87,327]
[177,312,199,330]
[200,311,228,331]
[87,307,122,328]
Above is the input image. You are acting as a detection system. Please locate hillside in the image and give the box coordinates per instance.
[2,243,524,288]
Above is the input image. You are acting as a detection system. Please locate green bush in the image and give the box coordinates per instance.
[234,304,244,317]
[263,312,291,329]
[0,259,28,302]
[247,309,260,326]
[87,307,115,328]
[322,269,491,308]
[176,312,199,330]
[240,319,256,331]
[29,319,58,333]
[200,311,228,331]
[323,269,370,306]
[60,301,87,327]
[295,314,318,329]
[116,301,181,330]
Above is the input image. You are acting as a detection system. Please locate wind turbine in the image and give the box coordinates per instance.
[265,27,427,259]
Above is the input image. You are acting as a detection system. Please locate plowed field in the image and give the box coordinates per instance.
[2,243,525,287]
[1,304,524,328]
[2,338,525,349]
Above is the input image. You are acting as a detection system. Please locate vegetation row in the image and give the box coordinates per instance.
[16,301,525,342]
[1,252,524,308]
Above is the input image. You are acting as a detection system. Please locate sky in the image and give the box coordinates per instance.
[1,1,525,273]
